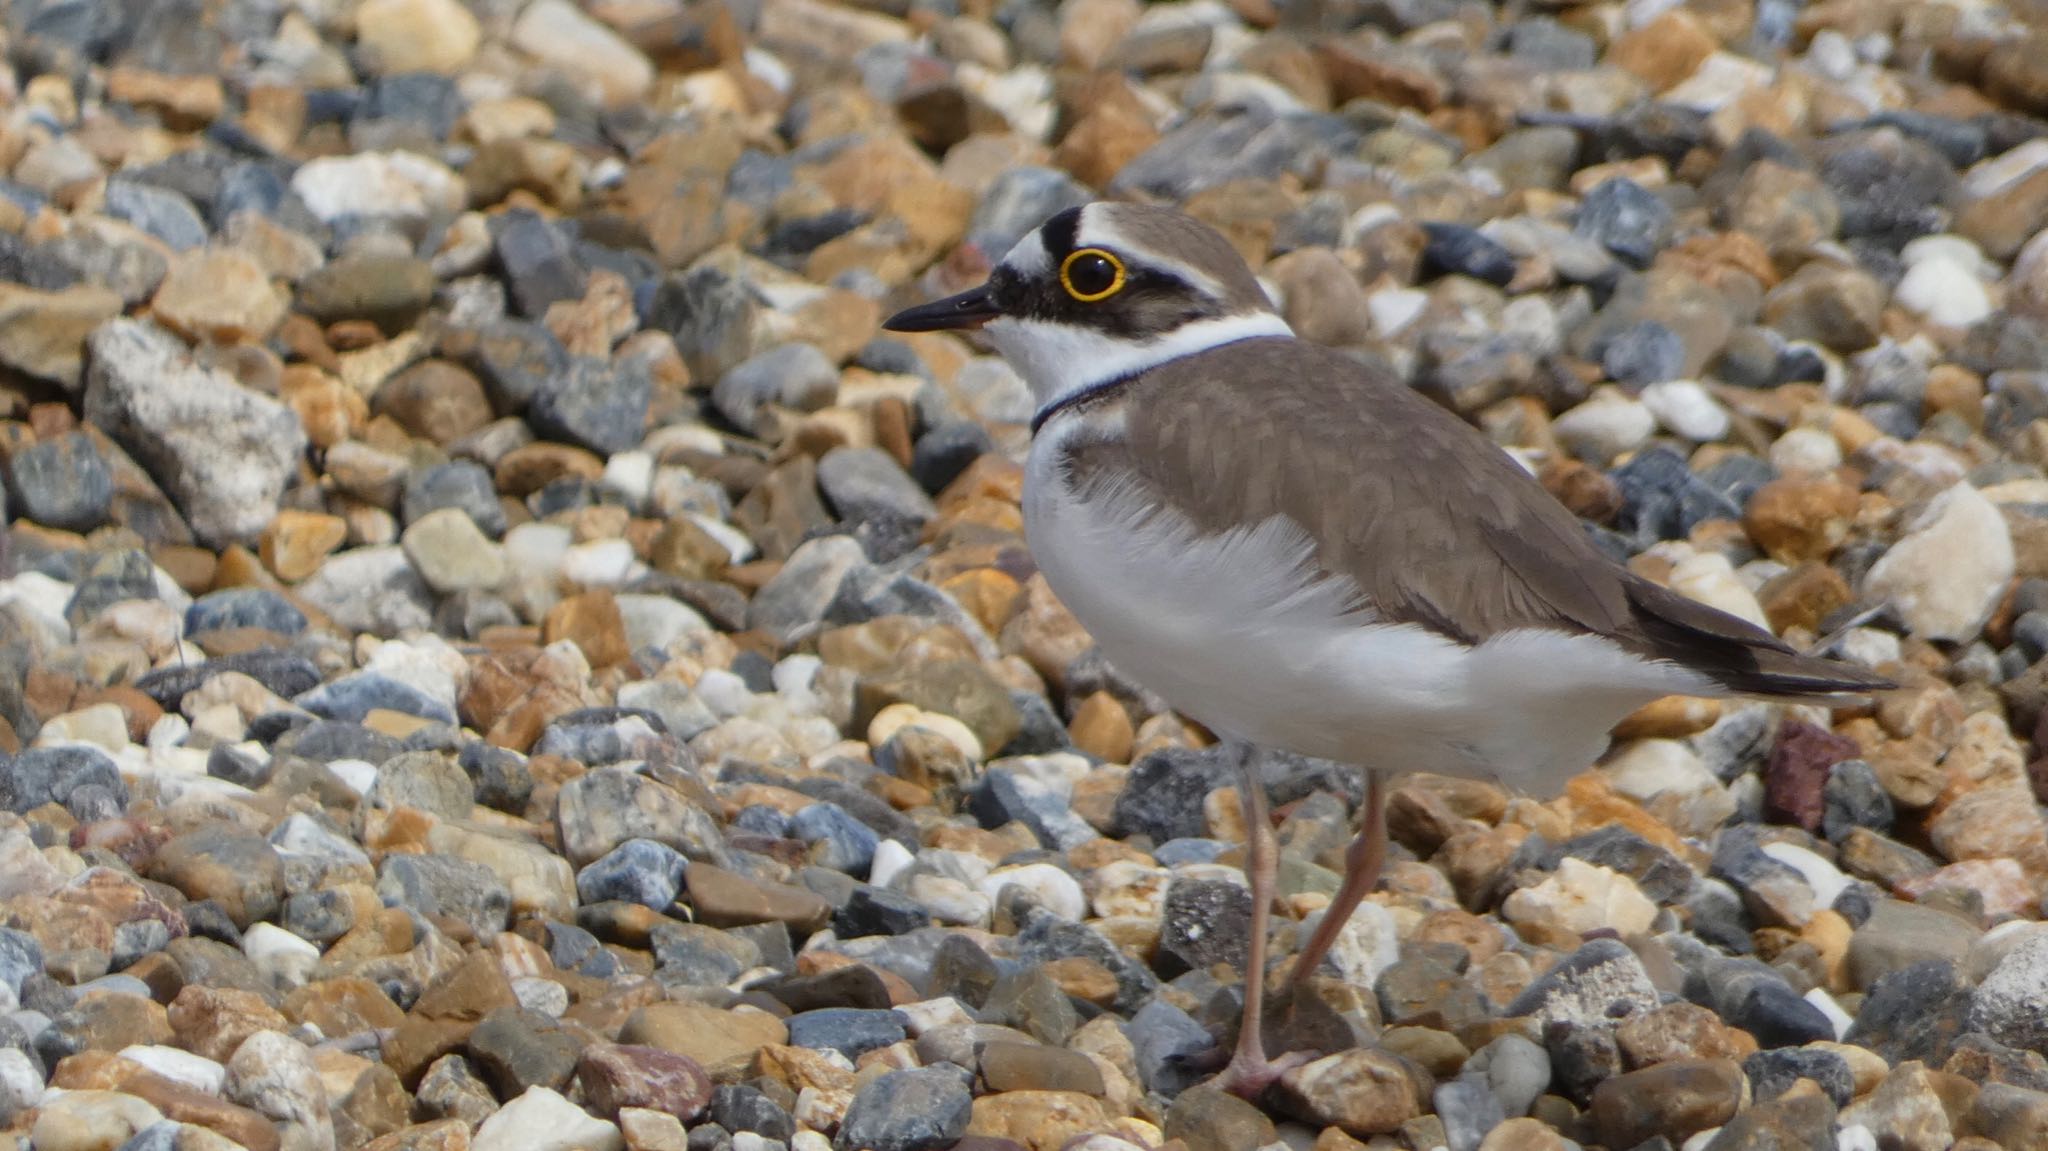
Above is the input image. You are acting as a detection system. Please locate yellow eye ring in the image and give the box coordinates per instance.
[1060,248,1126,302]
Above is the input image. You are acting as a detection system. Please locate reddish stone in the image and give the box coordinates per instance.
[575,1043,712,1121]
[1763,720,1860,832]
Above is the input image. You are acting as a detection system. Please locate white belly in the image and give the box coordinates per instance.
[1022,434,1715,794]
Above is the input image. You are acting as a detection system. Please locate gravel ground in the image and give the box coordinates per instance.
[3,0,2048,1149]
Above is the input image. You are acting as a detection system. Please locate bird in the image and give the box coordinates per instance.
[881,202,1894,1098]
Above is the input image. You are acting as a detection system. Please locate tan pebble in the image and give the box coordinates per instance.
[1069,691,1135,764]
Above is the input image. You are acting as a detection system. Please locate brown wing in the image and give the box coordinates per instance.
[1113,338,1892,696]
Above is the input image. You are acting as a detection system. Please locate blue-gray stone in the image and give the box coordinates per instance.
[967,166,1092,258]
[360,72,464,140]
[711,342,838,436]
[184,587,308,636]
[0,929,44,996]
[1112,107,1359,200]
[1420,222,1517,287]
[713,1084,796,1141]
[791,802,880,878]
[543,921,619,979]
[968,769,1097,852]
[376,853,512,939]
[4,433,111,533]
[1112,746,1235,843]
[1575,177,1672,268]
[0,746,127,818]
[467,318,565,414]
[1435,1077,1507,1151]
[833,884,931,938]
[576,839,688,909]
[834,1066,972,1151]
[1600,320,1686,385]
[910,420,991,494]
[818,447,936,527]
[1125,997,1214,1096]
[528,356,650,454]
[402,460,508,536]
[731,805,791,837]
[1610,445,1744,545]
[494,210,587,319]
[651,262,758,382]
[786,1007,907,1060]
[296,671,456,725]
[1744,1046,1853,1107]
[650,921,755,986]
[103,179,207,251]
[1822,758,1893,842]
[213,161,291,227]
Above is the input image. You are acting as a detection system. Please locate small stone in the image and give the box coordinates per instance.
[84,319,307,548]
[1502,858,1658,937]
[1967,930,2048,1054]
[225,1030,332,1150]
[577,1043,712,1122]
[1761,262,1885,353]
[1588,1058,1745,1148]
[1276,1048,1424,1136]
[151,248,289,344]
[355,0,482,74]
[469,1007,583,1097]
[834,1066,973,1151]
[0,283,124,391]
[818,446,938,526]
[509,0,654,106]
[1164,1086,1275,1151]
[473,1086,624,1151]
[1576,177,1673,268]
[1862,483,2014,642]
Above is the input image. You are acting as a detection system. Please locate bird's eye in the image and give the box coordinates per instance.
[1060,249,1126,302]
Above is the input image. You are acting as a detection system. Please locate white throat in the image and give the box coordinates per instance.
[988,311,1296,423]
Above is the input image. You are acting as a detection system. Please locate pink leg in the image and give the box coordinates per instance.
[1212,746,1313,1099]
[1289,769,1388,985]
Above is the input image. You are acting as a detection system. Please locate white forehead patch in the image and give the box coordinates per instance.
[1001,229,1052,277]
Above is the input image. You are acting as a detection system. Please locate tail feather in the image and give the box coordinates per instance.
[1623,576,1897,702]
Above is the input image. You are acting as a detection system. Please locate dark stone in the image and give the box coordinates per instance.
[1112,746,1235,844]
[969,769,1096,853]
[711,1084,795,1141]
[296,671,456,726]
[766,965,894,1014]
[833,1066,973,1151]
[527,356,651,454]
[910,421,992,494]
[1127,996,1216,1097]
[180,900,243,948]
[271,718,404,763]
[1420,222,1517,287]
[4,433,112,533]
[925,932,1000,1008]
[1843,960,1972,1065]
[376,854,512,940]
[1816,127,1957,247]
[0,745,128,819]
[1743,1047,1853,1107]
[784,1008,909,1060]
[576,839,688,909]
[1157,878,1253,976]
[467,1006,581,1096]
[1822,758,1893,842]
[494,210,587,319]
[184,587,307,635]
[135,651,322,711]
[466,318,566,414]
[1552,826,1695,904]
[401,460,508,536]
[1012,909,1158,1013]
[1600,320,1685,386]
[1575,177,1672,268]
[834,885,932,939]
[1610,446,1744,546]
[981,967,1080,1046]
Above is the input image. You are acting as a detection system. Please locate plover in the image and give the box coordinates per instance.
[883,202,1893,1096]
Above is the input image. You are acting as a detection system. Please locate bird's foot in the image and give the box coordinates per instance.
[1208,1048,1316,1101]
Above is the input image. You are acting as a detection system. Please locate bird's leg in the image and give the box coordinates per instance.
[1288,767,1388,985]
[1211,742,1313,1099]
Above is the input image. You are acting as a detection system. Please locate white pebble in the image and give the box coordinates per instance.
[869,840,917,889]
[599,451,655,510]
[242,923,321,989]
[693,669,754,718]
[1894,257,1993,327]
[324,759,379,798]
[1367,287,1429,337]
[0,1049,41,1116]
[1602,739,1718,801]
[1804,987,1855,1040]
[1862,482,2014,641]
[1640,380,1730,441]
[1769,425,1844,474]
[1552,388,1656,466]
[502,523,572,577]
[117,1046,224,1095]
[562,539,643,588]
[689,514,758,565]
[473,1086,623,1151]
[512,977,570,1018]
[894,997,976,1037]
[980,863,1086,921]
[1760,841,1850,908]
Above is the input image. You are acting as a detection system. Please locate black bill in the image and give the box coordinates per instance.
[882,286,1001,332]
